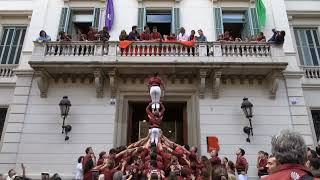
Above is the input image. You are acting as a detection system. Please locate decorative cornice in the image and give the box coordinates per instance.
[212,71,222,99]
[35,69,51,98]
[108,69,117,98]
[199,69,208,99]
[94,69,105,98]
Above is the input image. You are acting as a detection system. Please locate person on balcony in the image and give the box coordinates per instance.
[87,27,98,41]
[128,26,140,41]
[268,29,285,44]
[148,72,165,111]
[98,27,110,42]
[188,30,196,41]
[177,27,189,41]
[77,29,87,41]
[151,26,162,41]
[140,26,151,41]
[119,30,128,41]
[36,30,51,42]
[58,31,71,42]
[257,32,266,42]
[196,29,207,42]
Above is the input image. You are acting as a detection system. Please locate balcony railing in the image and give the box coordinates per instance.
[0,65,16,78]
[303,66,320,79]
[32,41,281,59]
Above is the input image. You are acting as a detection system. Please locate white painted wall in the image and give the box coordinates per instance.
[9,78,116,177]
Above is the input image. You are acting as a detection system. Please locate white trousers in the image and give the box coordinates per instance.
[237,174,248,180]
[150,86,161,110]
[149,128,160,145]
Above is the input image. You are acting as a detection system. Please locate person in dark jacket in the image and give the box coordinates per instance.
[128,26,140,41]
[268,29,285,44]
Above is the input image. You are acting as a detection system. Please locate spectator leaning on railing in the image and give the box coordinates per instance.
[36,30,51,42]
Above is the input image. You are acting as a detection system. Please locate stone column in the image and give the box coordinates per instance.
[283,71,315,146]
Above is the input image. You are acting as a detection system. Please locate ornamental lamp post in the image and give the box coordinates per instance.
[59,96,72,141]
[241,97,253,143]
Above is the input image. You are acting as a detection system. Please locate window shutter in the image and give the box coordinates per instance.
[214,7,223,40]
[58,7,71,33]
[248,8,260,36]
[93,8,101,30]
[138,8,146,34]
[174,8,180,35]
[242,10,251,39]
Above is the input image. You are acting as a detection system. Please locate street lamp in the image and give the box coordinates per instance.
[241,97,253,143]
[59,96,72,141]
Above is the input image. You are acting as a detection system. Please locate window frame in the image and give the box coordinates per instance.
[0,26,27,65]
[0,106,9,151]
[309,108,320,145]
[293,27,320,67]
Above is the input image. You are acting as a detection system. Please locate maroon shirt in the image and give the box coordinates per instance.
[151,32,161,40]
[236,156,248,173]
[147,111,163,128]
[210,156,221,167]
[258,158,268,174]
[261,164,319,180]
[148,76,164,87]
[140,32,151,41]
[101,168,117,180]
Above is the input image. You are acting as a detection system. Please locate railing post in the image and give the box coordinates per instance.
[108,42,118,56]
[198,43,207,56]
[94,42,103,56]
[270,44,284,57]
[213,43,222,57]
[32,41,47,56]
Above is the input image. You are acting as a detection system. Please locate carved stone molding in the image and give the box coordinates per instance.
[94,69,105,98]
[199,69,207,98]
[266,71,283,99]
[108,69,117,98]
[213,71,222,99]
[35,69,51,98]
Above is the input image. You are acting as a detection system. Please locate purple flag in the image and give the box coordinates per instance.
[105,0,114,31]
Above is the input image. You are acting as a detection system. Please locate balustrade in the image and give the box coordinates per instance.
[0,65,16,78]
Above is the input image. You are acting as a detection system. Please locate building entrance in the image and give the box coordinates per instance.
[127,102,187,145]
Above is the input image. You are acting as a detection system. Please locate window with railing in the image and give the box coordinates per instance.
[294,28,320,66]
[0,108,7,140]
[0,26,27,64]
[311,110,320,141]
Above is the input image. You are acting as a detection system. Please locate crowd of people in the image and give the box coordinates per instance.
[36,25,285,45]
[52,130,319,180]
[117,26,207,42]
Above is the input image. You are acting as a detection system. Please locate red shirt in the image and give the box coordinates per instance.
[236,156,248,173]
[82,154,94,180]
[140,32,151,40]
[147,112,163,128]
[210,156,221,167]
[87,30,98,41]
[151,32,161,40]
[148,76,163,87]
[258,158,268,173]
[101,168,117,180]
[261,164,319,180]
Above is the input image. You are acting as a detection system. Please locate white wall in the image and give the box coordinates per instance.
[10,78,116,177]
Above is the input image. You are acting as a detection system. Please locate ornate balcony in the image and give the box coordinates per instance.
[302,66,320,88]
[29,41,287,99]
[0,65,17,86]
